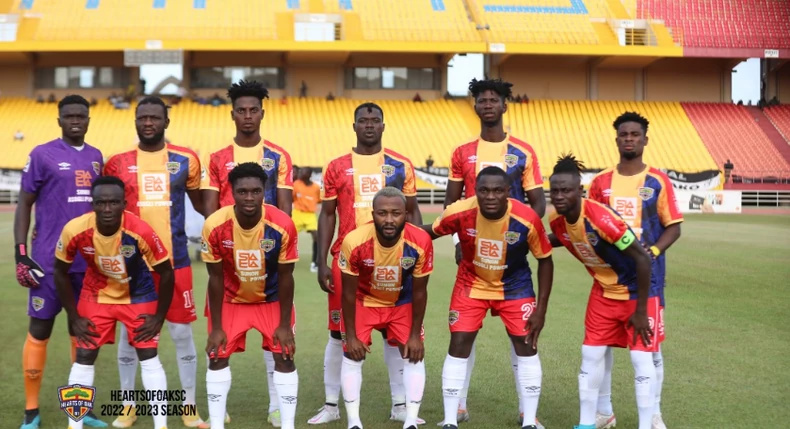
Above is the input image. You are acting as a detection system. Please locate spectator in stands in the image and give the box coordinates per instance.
[139,78,147,95]
[737,100,743,106]
[14,130,24,141]
[326,92,335,101]
[300,80,308,98]
[280,95,288,105]
[210,93,225,107]
[521,94,529,104]
[413,92,423,102]
[36,94,45,104]
[513,94,522,103]
[90,97,98,106]
[724,159,734,183]
[425,155,434,168]
[769,96,780,106]
[47,93,56,103]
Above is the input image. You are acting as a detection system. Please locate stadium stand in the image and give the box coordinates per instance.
[477,0,602,44]
[765,105,790,142]
[639,0,790,48]
[503,100,718,172]
[682,102,790,177]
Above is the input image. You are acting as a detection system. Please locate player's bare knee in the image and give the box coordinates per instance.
[208,358,230,371]
[330,330,342,340]
[343,352,365,362]
[448,332,476,358]
[135,347,158,361]
[76,348,99,365]
[510,336,537,357]
[272,354,296,372]
[28,316,56,341]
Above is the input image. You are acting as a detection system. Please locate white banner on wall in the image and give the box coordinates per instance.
[675,190,742,214]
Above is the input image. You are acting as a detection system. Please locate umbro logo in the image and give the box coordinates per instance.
[127,165,138,174]
[345,168,355,175]
[524,385,541,393]
[208,394,222,402]
[635,376,650,384]
[281,395,297,404]
[467,155,477,164]
[443,388,460,396]
[180,355,196,362]
[58,162,71,170]
[225,162,236,170]
[118,357,136,365]
[222,240,234,248]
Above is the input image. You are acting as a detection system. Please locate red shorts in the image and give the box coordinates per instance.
[340,303,423,350]
[206,301,296,359]
[448,289,536,337]
[584,289,664,352]
[77,300,160,350]
[327,256,343,331]
[153,266,197,323]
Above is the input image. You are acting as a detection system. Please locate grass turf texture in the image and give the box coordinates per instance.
[0,212,788,428]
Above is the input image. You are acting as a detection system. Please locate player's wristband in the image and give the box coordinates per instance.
[15,243,27,258]
[649,245,661,257]
[452,233,460,245]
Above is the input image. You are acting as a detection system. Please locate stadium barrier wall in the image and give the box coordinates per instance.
[675,190,742,214]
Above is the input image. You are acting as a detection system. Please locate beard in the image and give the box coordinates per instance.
[622,151,638,160]
[375,221,406,241]
[138,130,165,146]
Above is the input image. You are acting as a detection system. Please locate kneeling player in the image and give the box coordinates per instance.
[54,176,174,429]
[547,154,657,429]
[339,187,433,429]
[202,163,299,429]
[424,167,554,429]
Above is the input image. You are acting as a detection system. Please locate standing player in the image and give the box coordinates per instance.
[547,154,657,429]
[340,187,433,429]
[202,163,299,429]
[310,103,423,425]
[442,78,546,426]
[14,94,106,429]
[201,80,293,426]
[292,166,321,272]
[54,176,174,429]
[426,167,554,429]
[104,96,207,428]
[587,112,682,429]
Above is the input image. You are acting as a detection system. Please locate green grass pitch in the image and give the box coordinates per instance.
[0,212,788,428]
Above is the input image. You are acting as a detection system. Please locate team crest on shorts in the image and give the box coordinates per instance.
[504,231,520,245]
[381,165,395,178]
[119,245,136,258]
[261,158,275,171]
[638,187,655,201]
[32,296,45,311]
[400,257,416,270]
[586,232,599,246]
[260,239,275,252]
[448,310,460,325]
[166,162,181,174]
[91,162,101,176]
[504,154,518,168]
[58,384,96,422]
[331,310,342,325]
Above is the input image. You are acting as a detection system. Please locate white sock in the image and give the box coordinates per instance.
[598,347,614,415]
[264,350,279,412]
[402,359,425,429]
[274,370,299,429]
[441,355,468,426]
[324,335,343,406]
[459,343,475,410]
[341,357,364,429]
[384,341,406,407]
[140,355,168,429]
[206,367,231,429]
[117,328,138,407]
[510,342,522,414]
[517,354,542,425]
[579,345,607,426]
[631,350,656,429]
[66,363,95,429]
[167,321,198,406]
[653,349,664,415]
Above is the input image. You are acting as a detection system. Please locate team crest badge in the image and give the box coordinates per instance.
[448,310,460,326]
[400,257,416,270]
[586,232,599,246]
[260,239,275,252]
[91,162,101,176]
[58,384,96,422]
[261,158,275,171]
[381,165,395,178]
[504,231,520,245]
[200,239,209,253]
[638,187,655,201]
[504,154,518,168]
[57,239,64,252]
[119,245,136,258]
[166,162,181,174]
[331,310,342,325]
[338,253,348,269]
[32,297,45,311]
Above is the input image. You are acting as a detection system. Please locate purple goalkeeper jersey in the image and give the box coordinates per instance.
[21,139,103,273]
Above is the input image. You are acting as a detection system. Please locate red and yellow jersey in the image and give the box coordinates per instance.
[293,179,320,213]
[200,140,293,208]
[549,199,659,301]
[55,211,169,304]
[201,205,299,304]
[449,135,543,202]
[104,143,200,270]
[339,223,433,308]
[432,198,552,300]
[321,148,417,257]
